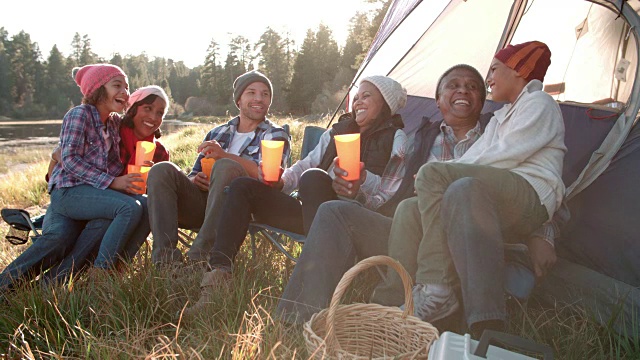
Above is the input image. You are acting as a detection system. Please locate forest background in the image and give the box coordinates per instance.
[0,0,390,121]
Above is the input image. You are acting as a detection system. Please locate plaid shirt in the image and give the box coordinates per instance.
[428,121,483,162]
[356,129,409,209]
[188,116,291,177]
[49,105,123,192]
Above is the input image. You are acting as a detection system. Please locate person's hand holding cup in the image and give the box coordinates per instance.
[258,161,285,190]
[260,140,285,183]
[200,157,216,179]
[127,164,151,194]
[332,133,363,198]
[332,158,365,198]
[334,133,361,181]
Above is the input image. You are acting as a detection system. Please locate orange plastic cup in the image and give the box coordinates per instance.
[200,157,216,177]
[261,140,285,182]
[135,141,156,166]
[334,133,361,181]
[127,165,151,194]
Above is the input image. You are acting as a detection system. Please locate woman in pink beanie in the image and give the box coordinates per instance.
[0,64,153,293]
[35,85,174,283]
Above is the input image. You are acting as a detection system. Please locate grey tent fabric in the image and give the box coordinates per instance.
[559,121,640,286]
[363,0,423,63]
[537,120,640,336]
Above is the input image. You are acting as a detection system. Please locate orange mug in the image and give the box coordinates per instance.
[334,133,361,181]
[200,157,216,177]
[135,141,156,166]
[127,165,151,194]
[261,140,285,182]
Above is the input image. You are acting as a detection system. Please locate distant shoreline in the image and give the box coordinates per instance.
[0,120,62,125]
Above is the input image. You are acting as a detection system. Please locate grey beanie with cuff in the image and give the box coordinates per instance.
[233,70,273,108]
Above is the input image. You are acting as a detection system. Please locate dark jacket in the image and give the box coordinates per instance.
[318,113,405,176]
[377,112,493,217]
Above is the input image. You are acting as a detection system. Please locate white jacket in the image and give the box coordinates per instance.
[454,80,567,219]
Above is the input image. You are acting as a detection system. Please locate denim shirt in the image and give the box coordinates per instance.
[49,104,123,192]
[188,116,291,177]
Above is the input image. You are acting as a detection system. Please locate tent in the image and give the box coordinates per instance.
[346,0,640,335]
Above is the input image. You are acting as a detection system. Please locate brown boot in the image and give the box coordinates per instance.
[182,268,232,319]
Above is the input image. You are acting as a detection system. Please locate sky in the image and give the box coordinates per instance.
[1,0,379,68]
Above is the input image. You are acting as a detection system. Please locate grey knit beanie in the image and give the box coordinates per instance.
[233,70,273,108]
[359,75,407,115]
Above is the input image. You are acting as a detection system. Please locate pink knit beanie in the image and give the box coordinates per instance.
[128,85,170,114]
[72,64,128,97]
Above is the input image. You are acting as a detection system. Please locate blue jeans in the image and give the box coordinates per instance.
[442,177,545,326]
[276,200,392,323]
[0,199,80,291]
[42,218,110,284]
[43,195,149,283]
[373,163,548,328]
[53,185,144,269]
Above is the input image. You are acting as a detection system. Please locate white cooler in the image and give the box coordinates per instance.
[428,330,554,360]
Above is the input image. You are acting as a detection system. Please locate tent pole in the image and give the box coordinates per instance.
[325,0,425,128]
[326,88,351,129]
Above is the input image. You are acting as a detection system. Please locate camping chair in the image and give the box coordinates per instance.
[248,124,325,262]
[176,124,326,262]
[1,208,42,245]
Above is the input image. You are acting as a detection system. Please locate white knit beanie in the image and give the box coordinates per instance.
[359,75,407,115]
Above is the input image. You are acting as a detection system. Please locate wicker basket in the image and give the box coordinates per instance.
[303,255,440,359]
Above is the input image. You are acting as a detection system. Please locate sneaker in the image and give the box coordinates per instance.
[182,267,232,319]
[406,283,460,322]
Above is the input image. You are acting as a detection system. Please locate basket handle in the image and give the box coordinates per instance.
[325,255,415,352]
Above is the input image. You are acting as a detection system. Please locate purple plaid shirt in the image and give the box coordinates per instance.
[48,105,124,192]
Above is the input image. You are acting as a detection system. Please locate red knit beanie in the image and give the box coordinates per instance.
[494,41,551,82]
[72,64,128,97]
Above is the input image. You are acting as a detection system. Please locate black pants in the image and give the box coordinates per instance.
[209,169,337,268]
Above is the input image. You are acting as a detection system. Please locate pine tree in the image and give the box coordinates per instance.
[288,25,340,114]
[71,33,82,64]
[168,59,193,107]
[201,39,221,104]
[255,28,295,112]
[8,31,41,113]
[0,28,11,115]
[343,12,372,75]
[79,34,97,65]
[43,45,72,117]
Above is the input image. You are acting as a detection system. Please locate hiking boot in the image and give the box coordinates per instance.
[404,283,460,322]
[182,267,232,319]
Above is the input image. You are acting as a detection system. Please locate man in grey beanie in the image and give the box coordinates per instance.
[232,70,273,108]
[147,70,290,265]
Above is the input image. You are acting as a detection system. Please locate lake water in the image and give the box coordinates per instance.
[0,119,198,150]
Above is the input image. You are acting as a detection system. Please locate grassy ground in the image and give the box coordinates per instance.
[0,116,637,359]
